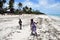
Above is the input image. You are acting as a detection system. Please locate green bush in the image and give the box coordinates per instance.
[14,9,19,14]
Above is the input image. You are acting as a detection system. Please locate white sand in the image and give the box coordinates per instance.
[0,14,60,40]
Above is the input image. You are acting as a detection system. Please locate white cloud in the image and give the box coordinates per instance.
[3,3,9,8]
[3,1,18,9]
[48,3,60,10]
[3,0,60,14]
[39,0,48,6]
[22,0,39,9]
[14,2,18,9]
[38,0,60,13]
[21,0,60,14]
[22,0,49,9]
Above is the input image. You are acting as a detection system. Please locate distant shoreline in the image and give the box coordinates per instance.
[0,14,60,20]
[47,14,60,17]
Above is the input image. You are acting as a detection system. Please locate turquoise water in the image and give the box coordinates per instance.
[47,14,60,17]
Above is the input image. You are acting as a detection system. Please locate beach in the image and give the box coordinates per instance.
[0,14,60,40]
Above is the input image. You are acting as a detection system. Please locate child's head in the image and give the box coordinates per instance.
[31,19,33,22]
[19,18,21,21]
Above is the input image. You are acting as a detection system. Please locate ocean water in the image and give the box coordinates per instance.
[47,14,60,17]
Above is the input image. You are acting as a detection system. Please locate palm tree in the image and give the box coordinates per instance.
[18,2,22,14]
[0,0,6,8]
[18,2,22,10]
[29,7,32,13]
[30,7,32,10]
[0,0,6,14]
[23,7,26,13]
[25,6,29,12]
[2,0,6,3]
[9,0,14,13]
[0,0,2,8]
[23,6,29,13]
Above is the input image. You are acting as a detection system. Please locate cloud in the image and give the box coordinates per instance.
[39,0,48,6]
[3,3,9,8]
[38,0,60,14]
[3,0,60,14]
[21,0,60,14]
[3,2,18,9]
[48,3,60,10]
[22,0,49,10]
[22,0,40,10]
[14,2,18,9]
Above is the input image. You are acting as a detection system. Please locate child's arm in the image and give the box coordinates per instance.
[34,22,38,24]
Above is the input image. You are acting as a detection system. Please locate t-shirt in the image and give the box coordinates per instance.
[31,22,36,32]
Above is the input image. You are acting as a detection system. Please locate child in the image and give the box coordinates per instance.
[30,19,37,36]
[19,19,22,30]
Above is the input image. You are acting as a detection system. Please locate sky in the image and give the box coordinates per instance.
[4,0,60,15]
